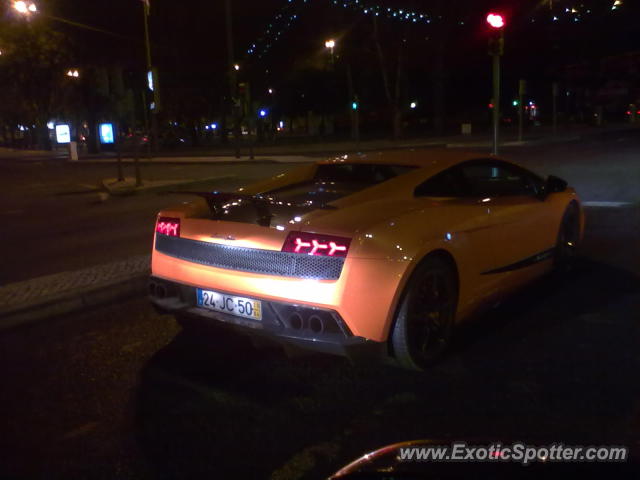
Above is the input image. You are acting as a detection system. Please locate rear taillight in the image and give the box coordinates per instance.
[282,232,351,258]
[156,217,181,237]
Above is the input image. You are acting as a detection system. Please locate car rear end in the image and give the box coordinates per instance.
[149,162,418,360]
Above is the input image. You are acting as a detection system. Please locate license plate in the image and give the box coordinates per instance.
[196,289,262,321]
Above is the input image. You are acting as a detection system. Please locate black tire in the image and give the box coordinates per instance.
[554,202,581,270]
[391,256,458,371]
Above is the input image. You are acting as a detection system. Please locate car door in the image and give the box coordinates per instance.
[458,160,558,275]
[414,166,496,278]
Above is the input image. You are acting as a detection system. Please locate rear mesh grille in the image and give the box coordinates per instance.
[155,234,345,280]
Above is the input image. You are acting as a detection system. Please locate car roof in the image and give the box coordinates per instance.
[318,149,502,175]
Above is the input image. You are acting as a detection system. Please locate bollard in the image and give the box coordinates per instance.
[69,141,79,161]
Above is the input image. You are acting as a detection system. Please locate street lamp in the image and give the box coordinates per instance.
[13,1,37,14]
[486,11,505,155]
[325,39,336,64]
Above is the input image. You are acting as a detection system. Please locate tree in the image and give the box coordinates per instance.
[0,21,76,149]
[372,16,406,140]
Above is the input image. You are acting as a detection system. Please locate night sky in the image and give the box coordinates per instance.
[38,1,640,73]
[3,0,639,124]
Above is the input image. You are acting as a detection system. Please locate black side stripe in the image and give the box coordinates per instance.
[481,249,555,275]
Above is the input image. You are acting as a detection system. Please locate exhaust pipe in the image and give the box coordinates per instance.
[289,313,304,330]
[308,315,324,334]
[156,284,167,299]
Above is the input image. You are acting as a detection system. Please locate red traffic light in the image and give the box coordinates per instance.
[486,13,505,29]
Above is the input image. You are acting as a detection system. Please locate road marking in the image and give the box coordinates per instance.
[582,201,632,208]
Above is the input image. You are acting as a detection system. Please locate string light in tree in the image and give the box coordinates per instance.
[246,0,309,59]
[245,0,627,62]
[330,0,435,25]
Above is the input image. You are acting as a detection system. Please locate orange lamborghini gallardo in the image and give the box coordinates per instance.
[149,150,584,370]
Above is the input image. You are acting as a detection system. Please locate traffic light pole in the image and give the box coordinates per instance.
[486,14,505,155]
[492,51,501,155]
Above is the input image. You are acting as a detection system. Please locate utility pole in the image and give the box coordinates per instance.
[142,0,158,153]
[225,0,241,158]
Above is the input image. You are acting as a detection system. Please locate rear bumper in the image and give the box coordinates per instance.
[149,276,386,361]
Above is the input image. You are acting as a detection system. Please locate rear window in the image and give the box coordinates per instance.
[266,163,417,204]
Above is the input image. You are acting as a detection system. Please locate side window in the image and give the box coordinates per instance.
[459,162,540,197]
[414,168,470,197]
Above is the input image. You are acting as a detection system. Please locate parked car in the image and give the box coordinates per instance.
[149,149,583,370]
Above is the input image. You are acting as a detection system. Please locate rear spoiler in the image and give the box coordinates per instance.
[166,191,337,227]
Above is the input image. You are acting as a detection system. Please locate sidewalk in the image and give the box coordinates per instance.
[0,255,150,331]
[4,123,636,163]
[101,174,236,196]
[83,154,319,165]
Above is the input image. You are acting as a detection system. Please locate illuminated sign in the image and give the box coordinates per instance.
[99,123,115,144]
[55,124,71,144]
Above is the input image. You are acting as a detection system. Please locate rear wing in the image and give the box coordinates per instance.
[166,191,337,227]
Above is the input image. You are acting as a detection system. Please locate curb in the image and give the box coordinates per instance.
[0,256,151,332]
[101,174,235,196]
[445,135,582,149]
[79,156,319,166]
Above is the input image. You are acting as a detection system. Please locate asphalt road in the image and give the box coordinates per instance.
[0,161,292,284]
[2,130,640,284]
[1,134,639,478]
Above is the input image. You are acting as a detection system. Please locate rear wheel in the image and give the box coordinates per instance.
[391,256,457,371]
[555,202,580,270]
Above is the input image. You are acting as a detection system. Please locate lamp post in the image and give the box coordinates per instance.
[325,39,336,66]
[141,0,159,154]
[486,12,505,156]
[12,1,37,15]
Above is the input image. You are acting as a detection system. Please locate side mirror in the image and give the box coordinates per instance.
[538,175,568,200]
[546,175,568,193]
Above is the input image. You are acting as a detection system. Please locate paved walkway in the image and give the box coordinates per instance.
[0,255,151,330]
[5,123,636,163]
[82,155,319,165]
